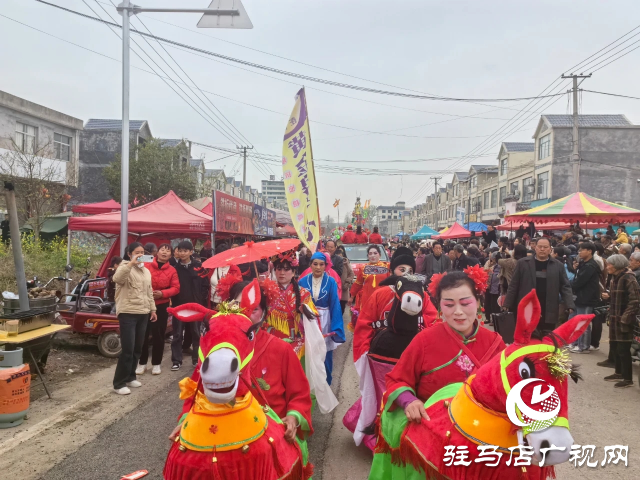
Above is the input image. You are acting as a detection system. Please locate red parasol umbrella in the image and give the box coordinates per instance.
[202,239,301,269]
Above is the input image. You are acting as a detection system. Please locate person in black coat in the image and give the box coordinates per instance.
[452,244,479,271]
[482,225,497,245]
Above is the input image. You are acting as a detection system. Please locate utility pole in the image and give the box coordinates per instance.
[237,145,253,200]
[115,1,252,255]
[561,73,591,193]
[4,182,29,311]
[431,176,442,230]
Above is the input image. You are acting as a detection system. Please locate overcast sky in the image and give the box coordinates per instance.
[2,0,640,219]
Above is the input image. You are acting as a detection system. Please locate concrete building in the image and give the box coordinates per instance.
[0,90,83,188]
[377,201,409,236]
[79,119,152,203]
[261,175,286,202]
[532,114,640,208]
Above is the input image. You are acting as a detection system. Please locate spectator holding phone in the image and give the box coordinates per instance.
[112,242,157,395]
[137,243,179,375]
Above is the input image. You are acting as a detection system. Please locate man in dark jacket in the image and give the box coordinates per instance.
[170,240,209,370]
[482,225,497,245]
[452,244,479,271]
[504,237,575,332]
[568,242,601,353]
[423,243,452,282]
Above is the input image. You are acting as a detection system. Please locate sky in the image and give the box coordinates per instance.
[2,0,640,220]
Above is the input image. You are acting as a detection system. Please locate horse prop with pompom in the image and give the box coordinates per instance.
[163,280,311,480]
[373,289,593,480]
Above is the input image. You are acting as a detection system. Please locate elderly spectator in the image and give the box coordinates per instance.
[325,239,344,277]
[452,244,479,271]
[600,235,618,258]
[498,244,527,295]
[630,252,640,283]
[504,237,575,332]
[568,242,601,354]
[618,243,632,259]
[602,254,640,388]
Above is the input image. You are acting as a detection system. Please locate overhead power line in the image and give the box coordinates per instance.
[37,1,568,103]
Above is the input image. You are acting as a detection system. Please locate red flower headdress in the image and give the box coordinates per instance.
[270,249,299,267]
[427,272,447,298]
[215,271,244,303]
[260,277,281,304]
[463,264,489,296]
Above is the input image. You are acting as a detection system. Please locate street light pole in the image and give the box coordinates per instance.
[120,0,130,256]
[116,1,251,255]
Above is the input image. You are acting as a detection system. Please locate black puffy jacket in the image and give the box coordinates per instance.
[571,258,601,307]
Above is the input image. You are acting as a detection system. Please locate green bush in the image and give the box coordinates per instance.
[0,237,105,294]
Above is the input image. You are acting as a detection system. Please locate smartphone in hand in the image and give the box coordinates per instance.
[138,255,154,263]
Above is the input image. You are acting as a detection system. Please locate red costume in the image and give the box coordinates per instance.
[353,285,438,362]
[341,230,357,244]
[350,261,390,317]
[368,232,383,244]
[383,321,505,405]
[354,232,369,244]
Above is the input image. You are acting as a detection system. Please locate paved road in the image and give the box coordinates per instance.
[41,330,355,480]
[39,324,639,480]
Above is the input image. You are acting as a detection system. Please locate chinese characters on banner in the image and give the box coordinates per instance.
[282,88,320,251]
[443,444,628,469]
[253,204,276,236]
[213,190,253,235]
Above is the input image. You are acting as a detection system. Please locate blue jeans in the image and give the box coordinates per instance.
[570,306,593,351]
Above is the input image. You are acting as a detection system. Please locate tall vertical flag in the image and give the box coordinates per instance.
[282,88,320,251]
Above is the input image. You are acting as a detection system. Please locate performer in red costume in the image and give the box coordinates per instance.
[368,226,382,244]
[354,226,369,244]
[341,225,357,244]
[349,244,390,330]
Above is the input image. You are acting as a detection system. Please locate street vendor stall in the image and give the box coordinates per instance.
[410,225,438,241]
[504,192,640,226]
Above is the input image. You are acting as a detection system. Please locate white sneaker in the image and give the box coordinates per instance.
[589,346,600,351]
[152,365,161,375]
[135,364,147,375]
[126,380,142,388]
[114,386,131,395]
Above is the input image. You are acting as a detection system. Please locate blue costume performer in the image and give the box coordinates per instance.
[299,252,346,384]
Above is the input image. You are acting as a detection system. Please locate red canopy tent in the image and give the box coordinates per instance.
[200,202,212,216]
[433,222,473,239]
[71,199,124,215]
[189,197,213,216]
[69,191,212,235]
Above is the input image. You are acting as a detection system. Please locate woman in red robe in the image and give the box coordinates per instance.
[369,269,506,478]
[349,244,390,330]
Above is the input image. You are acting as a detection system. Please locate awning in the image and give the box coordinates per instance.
[69,190,212,235]
[72,199,124,214]
[433,222,473,240]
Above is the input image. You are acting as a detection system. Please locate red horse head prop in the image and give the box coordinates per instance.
[168,280,262,404]
[471,289,592,466]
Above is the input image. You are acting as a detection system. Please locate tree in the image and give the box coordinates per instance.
[0,138,73,244]
[103,139,198,205]
[364,204,378,230]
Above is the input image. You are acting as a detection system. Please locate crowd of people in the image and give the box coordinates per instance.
[104,222,640,478]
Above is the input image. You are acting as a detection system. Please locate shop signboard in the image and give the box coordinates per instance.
[213,190,253,234]
[253,204,277,236]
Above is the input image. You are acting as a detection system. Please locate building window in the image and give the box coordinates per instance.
[16,122,37,154]
[500,158,508,176]
[54,133,71,161]
[510,181,519,195]
[477,196,482,212]
[483,191,490,209]
[539,134,550,160]
[537,171,549,199]
[499,186,506,206]
[471,176,477,188]
[523,177,535,202]
[490,189,497,208]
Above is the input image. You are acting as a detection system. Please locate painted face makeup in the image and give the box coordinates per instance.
[439,284,478,337]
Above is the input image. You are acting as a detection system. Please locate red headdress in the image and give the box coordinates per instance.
[427,272,447,298]
[271,249,299,267]
[215,271,244,303]
[463,264,489,296]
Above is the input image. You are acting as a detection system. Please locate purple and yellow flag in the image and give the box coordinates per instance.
[282,88,320,251]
